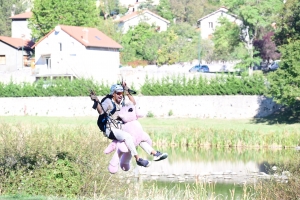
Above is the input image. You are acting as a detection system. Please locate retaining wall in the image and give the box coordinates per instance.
[0,96,280,119]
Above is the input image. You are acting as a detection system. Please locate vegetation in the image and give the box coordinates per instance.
[0,74,267,97]
[252,155,300,200]
[264,0,300,108]
[29,0,99,40]
[0,0,27,36]
[0,117,299,199]
[140,73,266,95]
[0,78,110,97]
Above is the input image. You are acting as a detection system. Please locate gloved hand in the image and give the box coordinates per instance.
[90,94,99,102]
[122,82,130,95]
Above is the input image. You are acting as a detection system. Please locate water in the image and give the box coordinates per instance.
[134,147,298,197]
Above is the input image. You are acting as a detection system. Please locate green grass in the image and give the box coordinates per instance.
[1,116,299,133]
[139,117,300,133]
[1,115,299,148]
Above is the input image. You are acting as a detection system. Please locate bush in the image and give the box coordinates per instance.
[0,74,267,97]
[140,73,266,96]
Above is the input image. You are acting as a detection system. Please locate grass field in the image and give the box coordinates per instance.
[1,115,299,133]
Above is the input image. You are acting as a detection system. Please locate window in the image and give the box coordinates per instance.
[46,58,51,69]
[0,55,6,65]
[209,22,213,29]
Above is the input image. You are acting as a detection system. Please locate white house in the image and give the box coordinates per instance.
[32,25,122,83]
[0,36,34,72]
[197,7,243,39]
[10,12,32,41]
[117,9,170,33]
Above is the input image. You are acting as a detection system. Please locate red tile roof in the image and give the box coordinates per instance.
[118,9,170,24]
[32,25,122,49]
[10,12,32,19]
[0,36,34,49]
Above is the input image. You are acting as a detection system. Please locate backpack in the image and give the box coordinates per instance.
[97,95,117,133]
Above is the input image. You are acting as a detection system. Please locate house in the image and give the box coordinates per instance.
[32,25,122,83]
[117,9,170,33]
[10,12,32,41]
[197,7,243,39]
[0,36,34,72]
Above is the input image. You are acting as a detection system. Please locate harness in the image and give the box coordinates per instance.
[96,95,122,140]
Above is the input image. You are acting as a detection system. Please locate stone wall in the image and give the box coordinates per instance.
[0,95,280,119]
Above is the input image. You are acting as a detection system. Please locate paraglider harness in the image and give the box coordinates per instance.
[92,94,120,140]
[91,81,137,140]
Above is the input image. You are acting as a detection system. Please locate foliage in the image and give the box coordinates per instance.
[0,78,110,97]
[156,0,174,22]
[169,0,220,25]
[0,0,26,36]
[0,123,129,198]
[212,17,242,61]
[138,0,157,11]
[253,156,300,200]
[29,0,99,40]
[274,0,300,46]
[265,40,300,107]
[146,111,154,118]
[97,18,123,43]
[222,0,284,70]
[120,22,198,65]
[120,23,156,64]
[253,32,281,61]
[140,73,266,96]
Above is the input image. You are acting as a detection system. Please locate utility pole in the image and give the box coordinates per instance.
[198,29,201,66]
[21,34,25,69]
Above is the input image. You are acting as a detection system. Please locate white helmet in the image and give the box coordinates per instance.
[110,84,124,95]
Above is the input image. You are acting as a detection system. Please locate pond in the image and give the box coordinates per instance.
[127,147,299,197]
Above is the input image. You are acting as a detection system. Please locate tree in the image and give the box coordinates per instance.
[29,0,99,40]
[274,0,300,46]
[253,32,281,63]
[120,23,156,63]
[138,0,156,11]
[265,0,300,108]
[222,0,284,70]
[266,40,300,107]
[0,0,26,36]
[169,0,220,25]
[212,17,241,61]
[97,18,123,43]
[156,0,173,22]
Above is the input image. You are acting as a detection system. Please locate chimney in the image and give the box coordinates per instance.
[82,28,89,42]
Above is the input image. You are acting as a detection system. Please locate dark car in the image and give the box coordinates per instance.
[269,60,280,71]
[189,65,210,73]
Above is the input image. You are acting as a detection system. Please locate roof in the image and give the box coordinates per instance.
[32,25,122,49]
[0,36,34,49]
[117,9,170,24]
[197,7,239,22]
[10,12,32,19]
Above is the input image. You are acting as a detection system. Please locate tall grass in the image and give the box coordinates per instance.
[0,122,130,199]
[250,155,300,199]
[0,117,299,199]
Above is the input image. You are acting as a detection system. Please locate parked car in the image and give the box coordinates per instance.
[189,65,210,73]
[269,60,280,71]
[262,60,280,72]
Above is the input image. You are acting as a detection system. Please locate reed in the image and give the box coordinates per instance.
[0,118,299,199]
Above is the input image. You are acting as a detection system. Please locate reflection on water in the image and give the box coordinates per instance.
[136,147,298,184]
[130,147,298,198]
